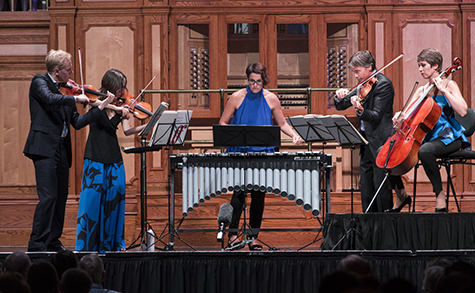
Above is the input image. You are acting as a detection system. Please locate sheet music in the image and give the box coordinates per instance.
[287,114,333,142]
[169,110,192,145]
[139,102,169,137]
[149,111,177,146]
[310,114,368,145]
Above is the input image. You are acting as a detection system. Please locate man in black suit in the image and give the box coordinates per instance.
[334,50,394,213]
[24,49,114,251]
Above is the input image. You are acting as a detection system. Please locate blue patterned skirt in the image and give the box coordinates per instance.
[75,159,125,252]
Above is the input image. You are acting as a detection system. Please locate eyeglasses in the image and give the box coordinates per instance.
[248,79,263,85]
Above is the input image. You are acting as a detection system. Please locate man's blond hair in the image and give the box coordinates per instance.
[45,49,71,73]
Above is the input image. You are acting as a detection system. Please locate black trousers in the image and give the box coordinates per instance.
[28,141,69,251]
[228,190,265,238]
[418,138,462,195]
[360,144,393,213]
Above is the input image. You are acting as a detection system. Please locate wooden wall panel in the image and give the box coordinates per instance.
[0,14,49,189]
[144,13,170,184]
[77,16,139,184]
[0,80,35,186]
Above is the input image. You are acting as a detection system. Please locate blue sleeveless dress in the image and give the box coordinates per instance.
[226,87,275,153]
[424,94,470,148]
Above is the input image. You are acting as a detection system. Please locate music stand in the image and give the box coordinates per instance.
[122,102,169,251]
[286,115,335,144]
[213,125,280,251]
[318,115,368,250]
[213,125,281,148]
[148,110,194,251]
[286,115,336,250]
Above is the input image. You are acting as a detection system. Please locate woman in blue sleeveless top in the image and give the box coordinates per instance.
[219,63,302,250]
[389,48,469,213]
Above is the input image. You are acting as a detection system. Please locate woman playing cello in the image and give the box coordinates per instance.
[386,48,469,213]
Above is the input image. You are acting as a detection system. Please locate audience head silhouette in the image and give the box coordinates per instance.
[52,250,78,280]
[0,272,30,293]
[4,251,31,277]
[78,254,104,285]
[26,261,58,293]
[60,268,92,293]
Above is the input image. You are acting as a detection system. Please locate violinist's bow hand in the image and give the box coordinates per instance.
[75,94,89,105]
[335,88,349,99]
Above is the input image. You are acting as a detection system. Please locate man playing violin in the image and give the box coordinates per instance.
[23,49,115,251]
[334,50,395,213]
[388,48,469,213]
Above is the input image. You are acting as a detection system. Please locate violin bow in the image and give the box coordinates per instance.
[129,74,158,108]
[349,52,404,92]
[78,48,85,96]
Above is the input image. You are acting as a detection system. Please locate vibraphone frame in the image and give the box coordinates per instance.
[162,152,332,250]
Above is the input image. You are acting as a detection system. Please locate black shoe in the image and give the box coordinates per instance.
[384,196,412,213]
[435,207,448,213]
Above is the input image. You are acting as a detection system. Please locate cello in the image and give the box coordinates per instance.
[375,57,463,175]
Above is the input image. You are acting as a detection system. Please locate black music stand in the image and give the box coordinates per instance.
[213,125,281,148]
[318,115,368,250]
[150,110,195,251]
[286,115,334,145]
[213,125,280,251]
[122,102,170,251]
[286,115,336,250]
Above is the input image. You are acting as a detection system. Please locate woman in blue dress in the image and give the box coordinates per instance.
[388,48,469,213]
[75,69,146,252]
[219,63,302,250]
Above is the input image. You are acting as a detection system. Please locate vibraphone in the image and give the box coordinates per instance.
[164,152,332,248]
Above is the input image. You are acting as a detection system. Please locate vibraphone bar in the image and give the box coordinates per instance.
[166,152,332,249]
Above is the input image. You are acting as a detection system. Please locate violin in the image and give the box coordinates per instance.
[118,91,153,120]
[375,57,463,175]
[347,53,404,106]
[60,79,107,102]
[357,76,378,104]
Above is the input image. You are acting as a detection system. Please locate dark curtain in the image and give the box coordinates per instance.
[2,251,475,293]
[321,212,475,250]
[100,251,475,293]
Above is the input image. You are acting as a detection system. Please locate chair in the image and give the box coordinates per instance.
[412,108,475,212]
